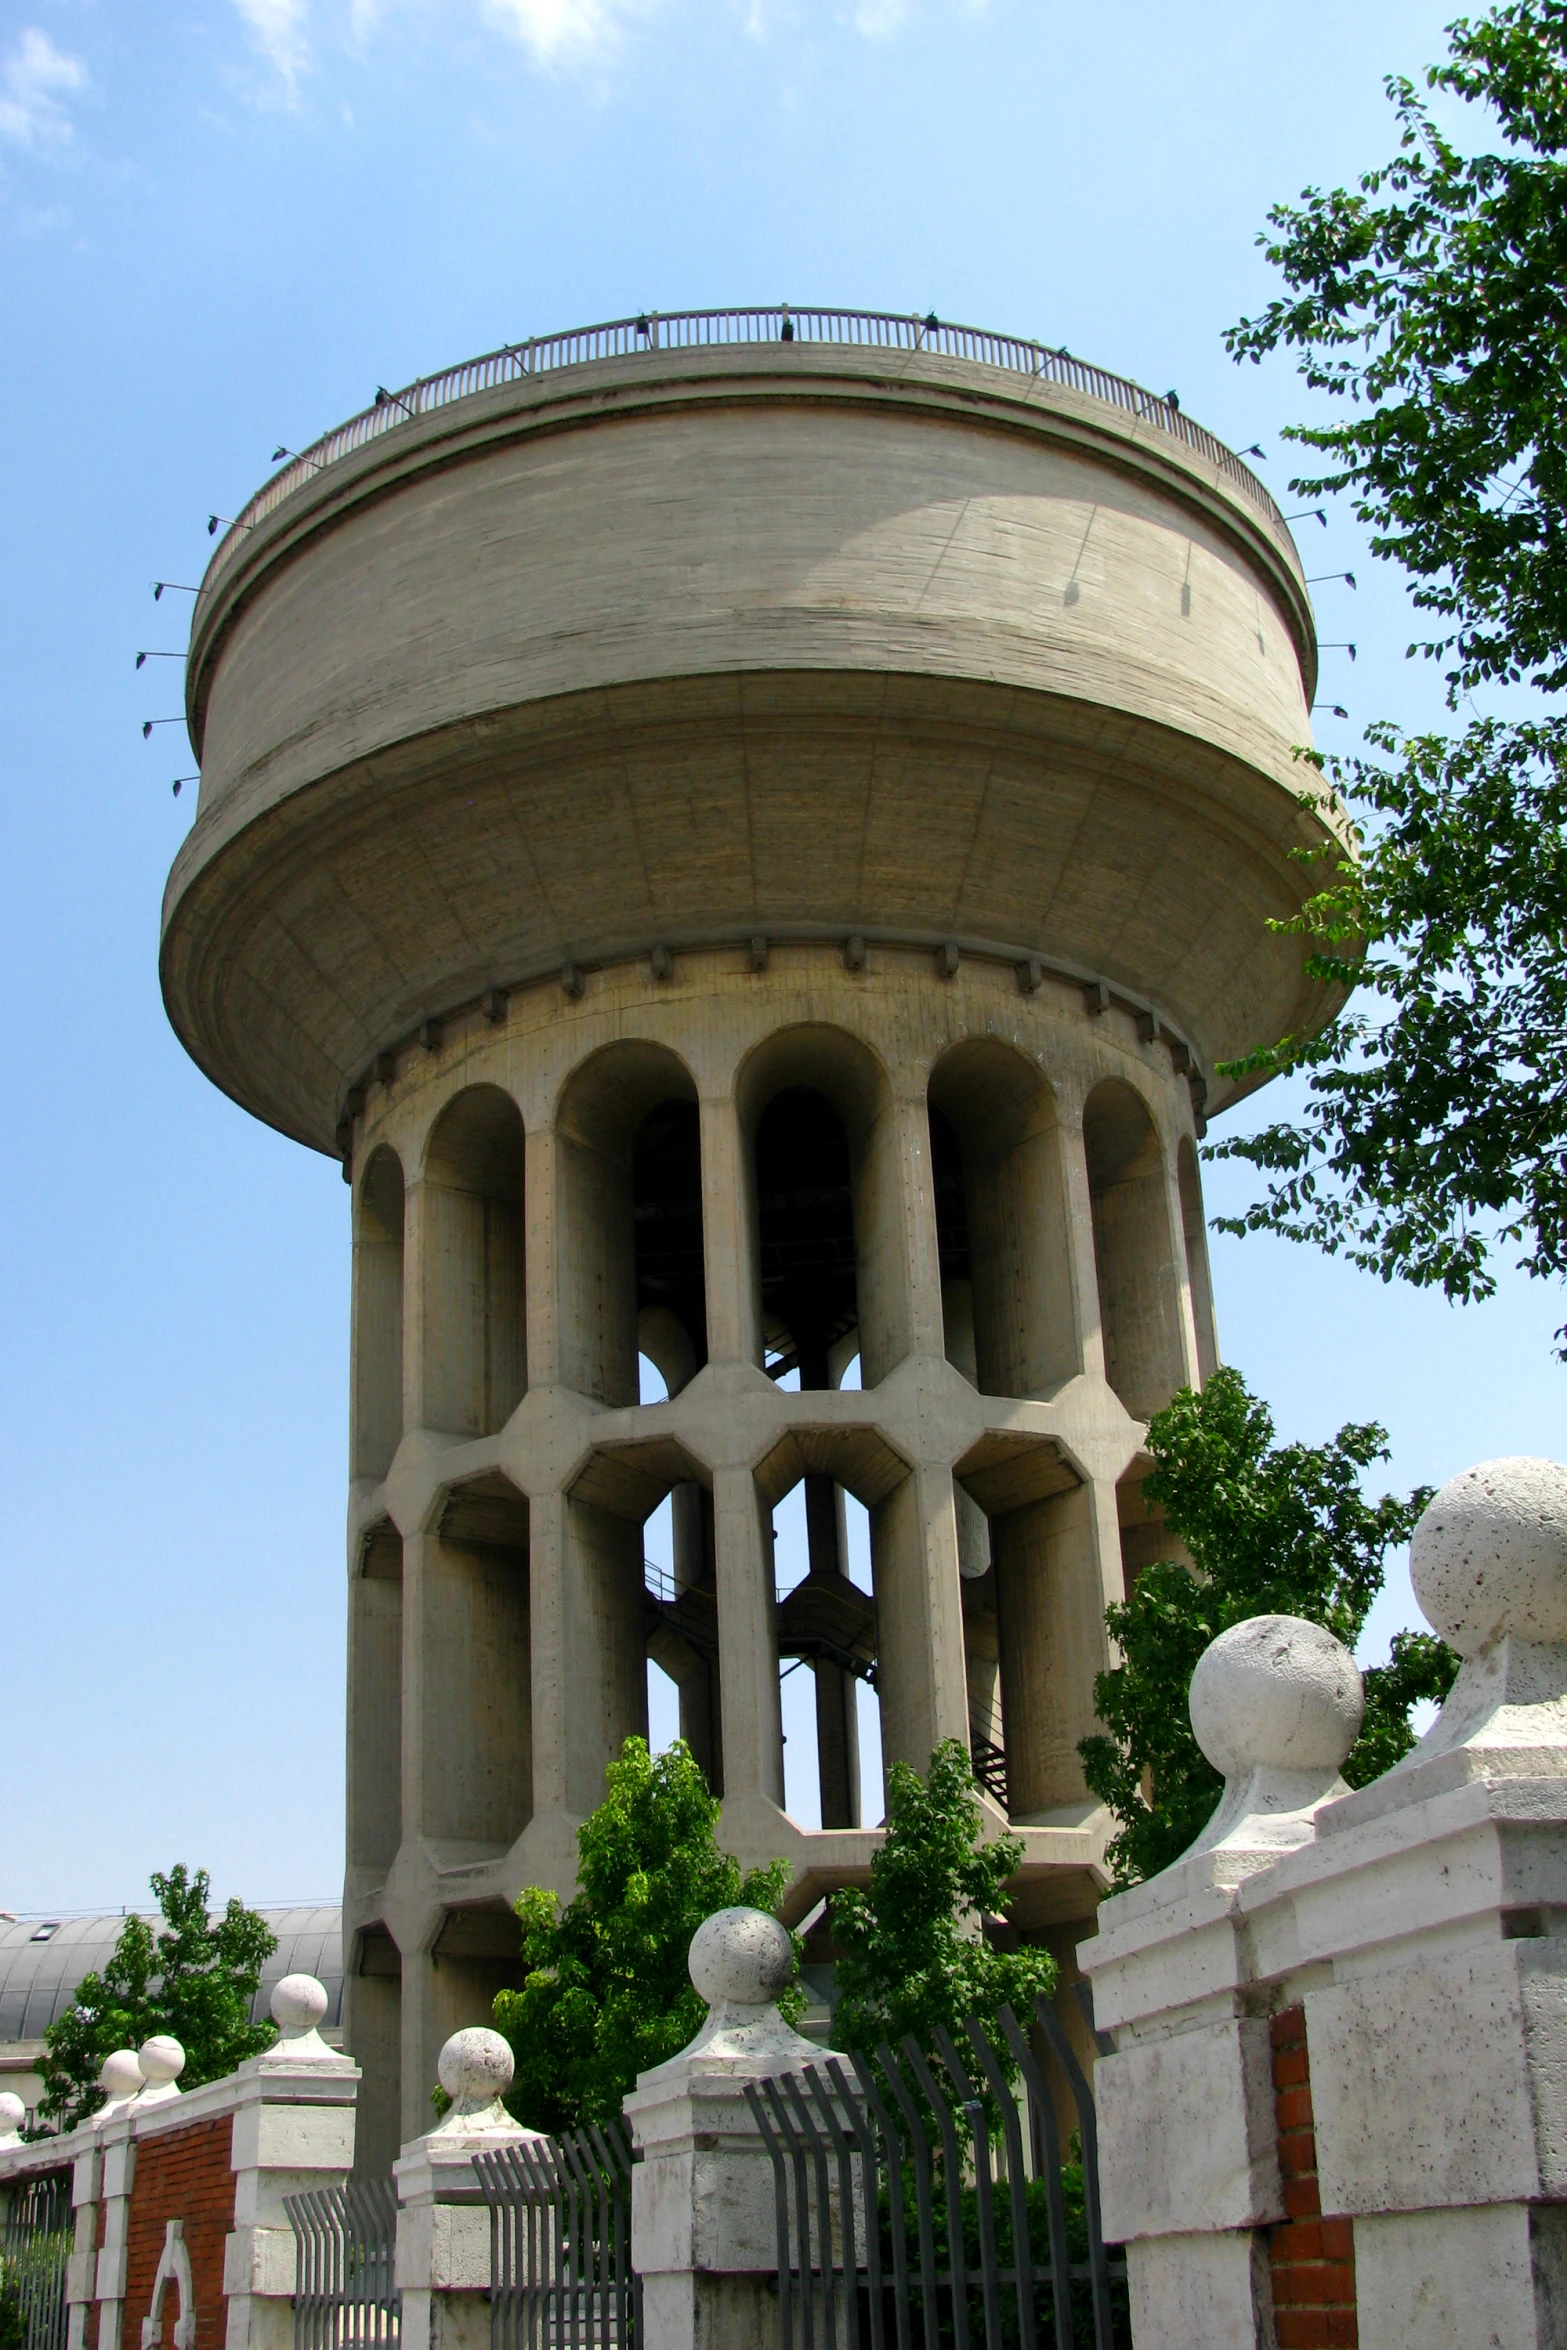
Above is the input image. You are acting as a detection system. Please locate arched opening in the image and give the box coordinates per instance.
[421,1474,533,1846]
[756,1423,907,1831]
[556,1043,705,1405]
[1083,1079,1184,1421]
[352,1148,405,1481]
[1178,1137,1219,1382]
[929,1040,1079,1398]
[420,1087,527,1437]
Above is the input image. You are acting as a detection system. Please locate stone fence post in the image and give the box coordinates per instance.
[1082,1454,1567,2350]
[624,1905,840,2350]
[392,2028,539,2350]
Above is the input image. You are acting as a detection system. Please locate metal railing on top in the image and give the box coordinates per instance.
[200,307,1287,593]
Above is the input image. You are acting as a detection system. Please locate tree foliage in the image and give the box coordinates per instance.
[493,1738,799,2136]
[831,1740,1055,2061]
[1217,1,1567,1343]
[1079,1369,1458,1888]
[39,1866,277,2132]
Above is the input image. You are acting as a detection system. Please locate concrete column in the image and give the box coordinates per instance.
[871,1464,969,1783]
[526,1488,646,1826]
[1054,1110,1105,1383]
[712,1467,784,1819]
[699,1092,761,1367]
[993,1478,1121,1819]
[522,1123,562,1389]
[803,1472,860,1830]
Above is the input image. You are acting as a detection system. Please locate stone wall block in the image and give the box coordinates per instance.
[1097,2016,1282,2242]
[1124,2231,1277,2350]
[1352,2202,1567,2350]
[1307,1943,1559,2215]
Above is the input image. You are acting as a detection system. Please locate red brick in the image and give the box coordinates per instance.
[1272,2006,1308,2049]
[1275,2310,1332,2349]
[1276,2085,1315,2131]
[1322,2312,1359,2347]
[1278,2129,1319,2176]
[1319,2216,1354,2260]
[117,2115,234,2350]
[1272,2045,1311,2089]
[1273,2218,1322,2261]
[1284,2173,1324,2218]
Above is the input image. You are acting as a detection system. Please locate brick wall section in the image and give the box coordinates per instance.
[117,2117,234,2350]
[1269,2006,1358,2350]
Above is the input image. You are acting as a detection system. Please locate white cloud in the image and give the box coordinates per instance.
[0,28,86,151]
[851,0,907,31]
[479,0,660,66]
[235,0,312,92]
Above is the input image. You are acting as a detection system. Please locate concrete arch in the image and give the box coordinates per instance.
[352,1144,405,1482]
[1178,1136,1219,1383]
[928,1037,1080,1403]
[1082,1076,1185,1422]
[418,1085,527,1438]
[554,1038,702,1408]
[737,1022,907,1386]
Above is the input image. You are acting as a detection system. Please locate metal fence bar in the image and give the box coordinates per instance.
[1032,1999,1115,2350]
[199,305,1289,593]
[0,2172,72,2350]
[756,2001,1127,2350]
[475,2120,637,2350]
[284,2180,400,2350]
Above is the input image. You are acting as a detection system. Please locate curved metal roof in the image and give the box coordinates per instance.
[0,1907,342,2045]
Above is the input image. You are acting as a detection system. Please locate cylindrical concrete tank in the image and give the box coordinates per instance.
[161,311,1338,2167]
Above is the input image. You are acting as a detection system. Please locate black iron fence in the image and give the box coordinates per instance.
[0,2173,72,2350]
[284,2178,399,2350]
[746,1997,1128,2350]
[474,2122,639,2350]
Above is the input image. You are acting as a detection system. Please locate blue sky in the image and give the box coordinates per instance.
[3,0,1560,1911]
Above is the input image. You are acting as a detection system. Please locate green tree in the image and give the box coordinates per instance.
[1079,1368,1458,1888]
[1216,1,1567,1348]
[39,1866,277,2132]
[493,1738,799,2135]
[831,1740,1056,2061]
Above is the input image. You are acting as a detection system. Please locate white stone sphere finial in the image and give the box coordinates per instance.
[95,2049,144,2119]
[1410,1457,1567,1656]
[688,1907,795,2011]
[430,2027,517,2135]
[133,2035,186,2105]
[0,2090,25,2146]
[260,1972,339,2068]
[1180,1615,1363,1867]
[1190,1616,1364,1779]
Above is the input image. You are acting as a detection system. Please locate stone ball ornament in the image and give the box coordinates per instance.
[0,2090,24,2143]
[272,1974,329,2035]
[99,2050,144,2099]
[437,2027,515,2118]
[1189,1615,1364,1779]
[688,1907,795,2010]
[137,2036,186,2092]
[1410,1457,1567,1656]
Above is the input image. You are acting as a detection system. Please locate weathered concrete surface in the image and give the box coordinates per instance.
[163,342,1334,1153]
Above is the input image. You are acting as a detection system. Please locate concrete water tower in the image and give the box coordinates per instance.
[162,307,1334,2170]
